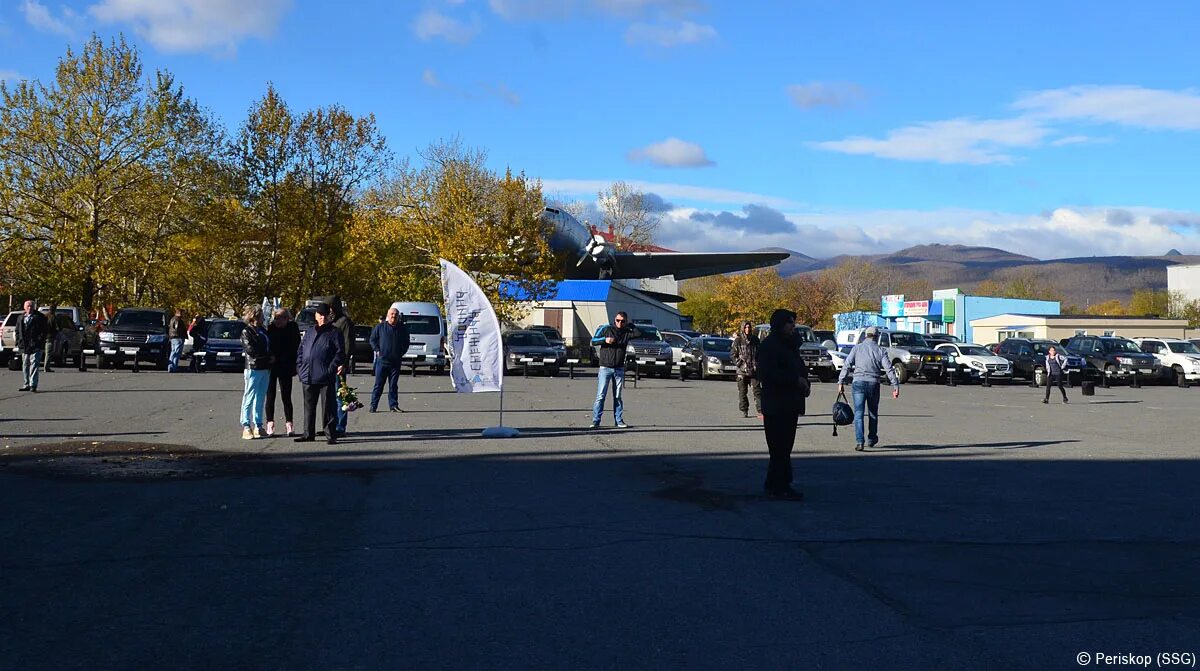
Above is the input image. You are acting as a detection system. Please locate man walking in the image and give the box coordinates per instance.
[42,303,59,373]
[329,296,354,436]
[589,311,642,428]
[167,308,187,372]
[15,300,48,392]
[731,320,762,419]
[755,309,808,500]
[837,326,901,452]
[1042,345,1069,404]
[369,307,410,413]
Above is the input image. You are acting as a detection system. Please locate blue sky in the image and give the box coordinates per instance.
[4,0,1200,259]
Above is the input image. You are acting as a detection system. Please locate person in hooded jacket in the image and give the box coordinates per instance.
[266,307,301,436]
[295,303,344,445]
[731,320,762,419]
[755,308,809,500]
[369,306,410,412]
[239,305,273,439]
[330,296,354,436]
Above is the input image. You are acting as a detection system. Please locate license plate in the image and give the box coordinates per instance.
[410,343,426,351]
[529,361,543,366]
[217,352,232,358]
[724,366,738,372]
[121,348,139,355]
[542,358,556,363]
[103,348,116,354]
[1140,369,1153,374]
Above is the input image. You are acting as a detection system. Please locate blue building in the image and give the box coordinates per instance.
[879,289,1060,343]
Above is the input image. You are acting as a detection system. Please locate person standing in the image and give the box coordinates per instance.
[239,306,272,440]
[295,303,344,445]
[369,307,410,413]
[755,309,808,500]
[41,303,59,373]
[837,326,901,452]
[167,309,187,373]
[1042,345,1069,404]
[15,300,48,392]
[589,311,642,429]
[266,308,301,436]
[188,314,208,372]
[731,320,762,419]
[330,296,354,437]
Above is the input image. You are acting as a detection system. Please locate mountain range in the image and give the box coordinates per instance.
[754,244,1200,307]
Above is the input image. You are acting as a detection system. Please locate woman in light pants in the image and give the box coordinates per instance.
[239,306,273,439]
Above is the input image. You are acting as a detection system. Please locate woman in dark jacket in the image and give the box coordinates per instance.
[239,306,273,439]
[295,303,344,445]
[265,308,301,437]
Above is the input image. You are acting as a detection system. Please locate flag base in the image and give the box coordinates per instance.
[482,426,520,438]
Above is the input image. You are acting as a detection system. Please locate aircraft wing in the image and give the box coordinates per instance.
[608,251,790,280]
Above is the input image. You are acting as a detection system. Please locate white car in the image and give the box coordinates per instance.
[661,331,692,367]
[935,343,1013,382]
[1131,337,1200,383]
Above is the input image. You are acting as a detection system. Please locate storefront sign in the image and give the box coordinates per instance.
[903,300,929,317]
[881,294,904,317]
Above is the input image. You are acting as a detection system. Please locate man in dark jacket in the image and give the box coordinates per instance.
[588,311,643,428]
[167,308,187,372]
[42,303,59,372]
[295,303,344,445]
[369,306,410,413]
[755,308,809,500]
[330,296,354,436]
[15,300,48,392]
[731,320,762,419]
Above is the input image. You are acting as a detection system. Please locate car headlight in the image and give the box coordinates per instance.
[904,352,918,362]
[969,360,985,370]
[99,331,114,342]
[707,356,721,364]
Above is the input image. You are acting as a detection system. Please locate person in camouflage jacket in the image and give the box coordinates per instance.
[730,320,762,418]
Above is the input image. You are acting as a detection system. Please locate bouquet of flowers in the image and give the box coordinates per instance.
[337,377,363,412]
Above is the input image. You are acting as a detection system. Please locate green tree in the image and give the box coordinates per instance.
[1129,288,1169,317]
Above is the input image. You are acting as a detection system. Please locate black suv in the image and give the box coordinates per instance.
[96,308,170,369]
[997,338,1095,385]
[1062,335,1161,382]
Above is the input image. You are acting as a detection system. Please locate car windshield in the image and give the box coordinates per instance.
[403,315,440,335]
[207,322,245,339]
[1168,341,1200,354]
[297,308,317,326]
[959,345,992,356]
[111,311,165,328]
[890,332,929,348]
[507,332,549,347]
[794,326,817,343]
[531,327,562,340]
[1030,342,1060,355]
[702,338,732,352]
[4,312,19,326]
[634,326,663,342]
[1102,339,1142,353]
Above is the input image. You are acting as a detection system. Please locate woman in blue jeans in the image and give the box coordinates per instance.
[239,306,273,439]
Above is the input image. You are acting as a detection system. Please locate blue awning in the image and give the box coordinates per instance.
[502,280,612,302]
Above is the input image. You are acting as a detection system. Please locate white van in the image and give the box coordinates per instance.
[389,301,447,373]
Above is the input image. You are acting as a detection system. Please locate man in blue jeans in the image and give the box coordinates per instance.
[369,307,410,412]
[589,312,642,428]
[837,326,901,451]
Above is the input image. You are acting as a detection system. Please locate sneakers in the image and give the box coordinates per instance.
[1063,398,1069,404]
[868,440,878,448]
[285,421,294,436]
[390,407,404,413]
[18,386,29,392]
[252,425,265,439]
[242,427,254,440]
[368,407,377,413]
[855,443,865,452]
[587,422,600,429]
[1041,399,1049,404]
[616,422,629,429]
[265,421,275,437]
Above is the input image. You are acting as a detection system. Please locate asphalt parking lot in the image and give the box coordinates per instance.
[1,367,1197,669]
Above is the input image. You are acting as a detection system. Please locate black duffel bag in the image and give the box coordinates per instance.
[832,390,854,436]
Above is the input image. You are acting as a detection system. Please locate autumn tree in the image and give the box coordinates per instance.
[1084,299,1126,316]
[350,139,561,323]
[0,34,220,310]
[598,180,661,248]
[1128,289,1169,317]
[819,259,888,313]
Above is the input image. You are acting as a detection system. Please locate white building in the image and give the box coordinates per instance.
[1167,264,1200,302]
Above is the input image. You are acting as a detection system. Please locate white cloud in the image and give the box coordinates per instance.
[812,117,1051,165]
[422,68,442,88]
[21,0,80,37]
[624,20,715,47]
[1015,85,1200,131]
[487,0,575,20]
[0,70,25,83]
[594,0,706,18]
[413,8,481,44]
[1049,135,1109,147]
[786,81,865,109]
[627,138,715,167]
[489,82,521,106]
[542,178,802,210]
[88,0,291,55]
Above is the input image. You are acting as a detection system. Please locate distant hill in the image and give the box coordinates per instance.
[768,243,1200,307]
[752,247,825,275]
[1166,248,1183,256]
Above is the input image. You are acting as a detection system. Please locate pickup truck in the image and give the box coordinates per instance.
[848,328,947,384]
[755,323,837,382]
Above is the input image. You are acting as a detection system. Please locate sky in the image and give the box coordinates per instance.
[4,0,1200,260]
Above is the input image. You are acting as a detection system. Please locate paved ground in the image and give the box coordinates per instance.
[0,366,1197,670]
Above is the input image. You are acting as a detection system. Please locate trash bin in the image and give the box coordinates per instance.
[1081,381,1096,396]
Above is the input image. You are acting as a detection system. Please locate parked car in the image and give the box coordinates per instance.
[661,331,692,368]
[349,324,374,374]
[683,336,737,380]
[97,308,170,370]
[1131,337,1200,384]
[389,302,447,373]
[813,329,835,345]
[502,330,560,376]
[924,333,961,347]
[983,342,1001,354]
[995,338,1093,385]
[198,320,246,371]
[1062,335,1160,383]
[670,329,703,340]
[934,342,1012,383]
[594,324,674,377]
[756,323,837,382]
[39,309,87,366]
[526,325,568,364]
[849,327,946,384]
[0,311,22,366]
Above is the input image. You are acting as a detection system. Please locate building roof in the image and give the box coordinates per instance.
[503,280,612,302]
[1004,313,1186,321]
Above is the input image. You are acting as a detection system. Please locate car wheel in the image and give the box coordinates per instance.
[699,363,707,380]
[892,361,908,385]
[1033,367,1045,387]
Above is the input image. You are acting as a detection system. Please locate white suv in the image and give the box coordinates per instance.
[1131,337,1200,384]
[934,342,1013,382]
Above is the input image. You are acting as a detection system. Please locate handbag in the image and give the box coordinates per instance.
[831,390,854,436]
